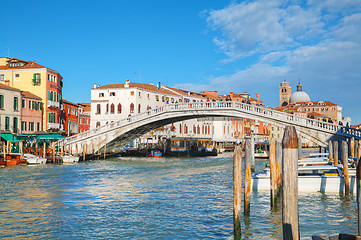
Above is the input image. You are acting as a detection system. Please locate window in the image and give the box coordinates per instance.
[22,121,27,131]
[14,97,19,111]
[110,104,115,114]
[22,99,25,108]
[130,103,134,113]
[15,73,20,78]
[147,94,150,99]
[162,96,165,102]
[0,74,4,81]
[29,122,35,131]
[131,91,134,96]
[96,104,101,114]
[13,117,18,132]
[138,104,141,113]
[0,95,4,109]
[9,62,20,67]
[117,104,122,113]
[110,92,115,96]
[5,117,10,130]
[99,93,104,97]
[138,92,141,97]
[106,104,109,113]
[96,122,100,127]
[48,113,57,123]
[33,73,41,85]
[155,95,159,101]
[37,122,40,131]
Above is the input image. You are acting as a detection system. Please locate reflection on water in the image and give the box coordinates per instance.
[0,153,357,239]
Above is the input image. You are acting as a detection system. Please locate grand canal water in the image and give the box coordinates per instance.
[0,152,357,239]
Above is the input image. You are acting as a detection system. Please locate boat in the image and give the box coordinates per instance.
[62,154,79,163]
[0,153,26,166]
[254,142,269,158]
[148,150,162,157]
[23,154,47,164]
[167,137,217,157]
[252,165,356,193]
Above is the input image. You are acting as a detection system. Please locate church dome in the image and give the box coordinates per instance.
[289,82,310,104]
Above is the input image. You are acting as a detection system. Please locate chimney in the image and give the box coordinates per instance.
[256,94,260,102]
[125,79,130,88]
[150,83,154,86]
[94,83,97,89]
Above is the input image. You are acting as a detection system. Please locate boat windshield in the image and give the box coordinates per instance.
[298,168,339,176]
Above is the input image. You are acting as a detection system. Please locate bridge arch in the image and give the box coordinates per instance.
[64,102,360,154]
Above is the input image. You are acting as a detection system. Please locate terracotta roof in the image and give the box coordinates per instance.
[21,91,42,100]
[93,83,180,97]
[164,86,206,99]
[63,99,79,107]
[0,57,60,76]
[0,82,21,92]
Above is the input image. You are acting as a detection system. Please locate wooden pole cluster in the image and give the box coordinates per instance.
[282,126,299,240]
[342,140,350,196]
[244,139,252,216]
[333,141,339,165]
[233,144,243,239]
[328,140,333,163]
[276,140,283,193]
[269,139,278,208]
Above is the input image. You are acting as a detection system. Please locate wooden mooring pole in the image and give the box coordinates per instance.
[3,143,6,166]
[19,141,23,159]
[244,138,251,216]
[233,144,242,239]
[282,126,299,240]
[351,137,355,159]
[342,140,350,196]
[104,143,107,160]
[52,142,55,163]
[333,141,339,165]
[328,140,333,163]
[43,142,46,159]
[357,153,361,236]
[269,139,277,208]
[276,140,283,193]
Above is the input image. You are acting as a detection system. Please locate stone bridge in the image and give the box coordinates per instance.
[63,101,361,154]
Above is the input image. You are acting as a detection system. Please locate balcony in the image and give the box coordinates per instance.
[47,122,60,130]
[48,100,60,108]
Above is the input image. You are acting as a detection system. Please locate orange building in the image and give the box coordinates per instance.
[63,99,79,136]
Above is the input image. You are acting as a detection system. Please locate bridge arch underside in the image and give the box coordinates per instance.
[75,109,336,154]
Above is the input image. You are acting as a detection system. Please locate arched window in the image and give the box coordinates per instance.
[106,104,109,113]
[138,104,141,113]
[110,104,115,114]
[130,103,134,113]
[118,104,122,113]
[96,121,100,127]
[96,104,101,114]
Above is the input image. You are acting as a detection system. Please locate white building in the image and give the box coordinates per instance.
[90,80,249,147]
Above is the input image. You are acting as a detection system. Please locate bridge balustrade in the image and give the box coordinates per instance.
[64,101,357,145]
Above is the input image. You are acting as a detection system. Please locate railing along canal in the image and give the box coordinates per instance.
[64,101,358,144]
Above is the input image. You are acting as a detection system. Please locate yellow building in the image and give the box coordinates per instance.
[0,57,63,131]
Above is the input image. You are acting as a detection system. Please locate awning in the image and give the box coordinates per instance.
[15,134,36,141]
[36,134,65,140]
[0,133,15,142]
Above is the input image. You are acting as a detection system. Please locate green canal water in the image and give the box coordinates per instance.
[0,152,357,239]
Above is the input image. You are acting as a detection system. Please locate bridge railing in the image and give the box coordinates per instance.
[64,101,351,144]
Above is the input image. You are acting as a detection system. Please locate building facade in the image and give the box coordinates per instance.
[63,99,80,136]
[0,83,21,133]
[21,91,43,134]
[78,103,90,133]
[0,57,63,131]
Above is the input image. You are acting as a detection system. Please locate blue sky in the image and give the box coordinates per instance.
[1,0,360,123]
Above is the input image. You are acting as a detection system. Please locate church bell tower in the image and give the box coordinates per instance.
[279,80,291,106]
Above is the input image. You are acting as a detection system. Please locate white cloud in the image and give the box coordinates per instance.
[201,0,361,122]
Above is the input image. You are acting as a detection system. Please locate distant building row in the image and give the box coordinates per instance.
[0,57,90,136]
